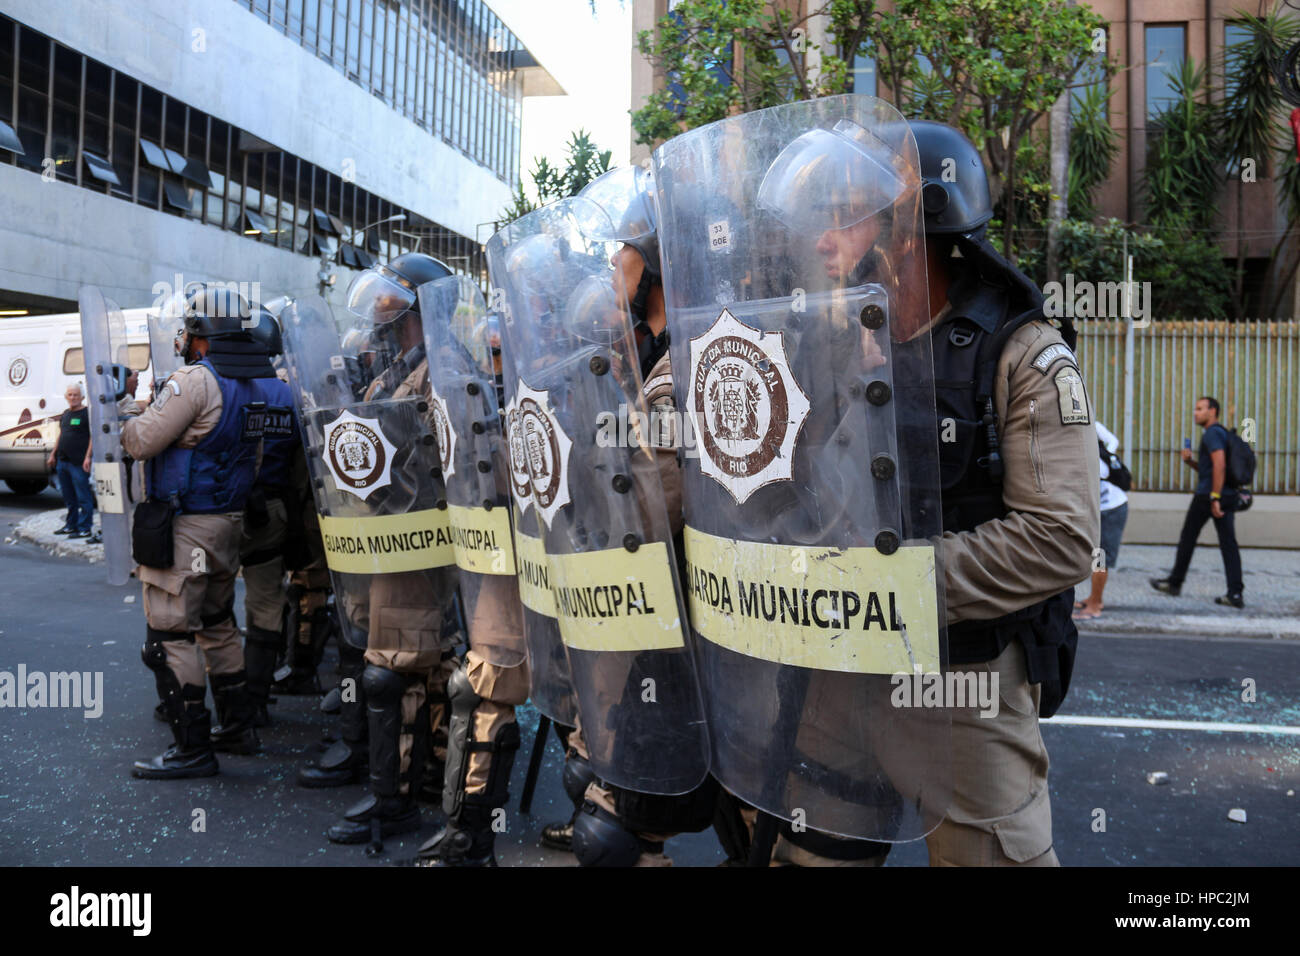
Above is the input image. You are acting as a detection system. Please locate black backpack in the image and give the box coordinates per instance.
[1098,441,1132,492]
[1224,427,1257,489]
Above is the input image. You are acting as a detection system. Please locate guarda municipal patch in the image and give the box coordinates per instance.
[1053,365,1090,425]
[1030,342,1075,375]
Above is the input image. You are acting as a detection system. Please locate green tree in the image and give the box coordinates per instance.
[1020,218,1234,320]
[1067,82,1120,220]
[633,0,821,146]
[633,0,1107,258]
[1219,12,1297,308]
[499,129,613,224]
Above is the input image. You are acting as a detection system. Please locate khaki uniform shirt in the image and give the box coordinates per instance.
[121,363,223,463]
[940,321,1100,624]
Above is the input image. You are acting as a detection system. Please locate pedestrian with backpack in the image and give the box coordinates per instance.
[1074,421,1130,621]
[1151,396,1245,607]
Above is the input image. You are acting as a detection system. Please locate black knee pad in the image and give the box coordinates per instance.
[572,801,646,868]
[562,751,596,808]
[143,626,191,670]
[362,664,407,706]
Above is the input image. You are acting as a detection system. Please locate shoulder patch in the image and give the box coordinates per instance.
[1053,365,1090,425]
[643,373,674,405]
[1031,342,1076,375]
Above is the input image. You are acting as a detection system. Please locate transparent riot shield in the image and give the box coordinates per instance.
[653,95,950,840]
[418,275,526,670]
[146,302,185,389]
[487,198,709,795]
[280,295,457,654]
[490,302,578,727]
[78,286,135,585]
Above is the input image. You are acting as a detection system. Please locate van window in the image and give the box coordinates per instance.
[63,344,152,375]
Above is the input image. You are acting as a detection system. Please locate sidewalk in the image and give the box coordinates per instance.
[1073,544,1300,640]
[8,507,106,563]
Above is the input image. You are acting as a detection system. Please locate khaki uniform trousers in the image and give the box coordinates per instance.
[139,513,244,686]
[239,496,288,632]
[773,641,1057,867]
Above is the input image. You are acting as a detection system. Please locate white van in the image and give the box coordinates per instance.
[0,310,156,495]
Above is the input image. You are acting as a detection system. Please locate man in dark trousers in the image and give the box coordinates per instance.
[1151,396,1244,608]
[47,384,94,538]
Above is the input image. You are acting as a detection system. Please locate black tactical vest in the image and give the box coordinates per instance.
[922,255,1079,717]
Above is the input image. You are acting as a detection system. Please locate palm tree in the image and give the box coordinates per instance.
[1219,10,1300,316]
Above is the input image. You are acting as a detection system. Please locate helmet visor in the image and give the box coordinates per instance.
[578,166,657,245]
[345,269,415,325]
[757,119,908,233]
[563,274,626,348]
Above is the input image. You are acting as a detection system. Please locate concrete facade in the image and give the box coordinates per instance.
[2,0,556,311]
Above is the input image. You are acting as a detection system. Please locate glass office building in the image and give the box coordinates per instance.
[0,0,557,313]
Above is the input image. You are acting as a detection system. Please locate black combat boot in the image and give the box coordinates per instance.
[418,702,520,867]
[417,802,500,867]
[326,667,424,845]
[298,646,367,788]
[210,671,262,754]
[540,746,594,852]
[274,605,334,694]
[243,625,281,727]
[132,685,220,779]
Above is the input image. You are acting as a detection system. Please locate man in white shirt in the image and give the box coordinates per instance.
[1075,421,1128,620]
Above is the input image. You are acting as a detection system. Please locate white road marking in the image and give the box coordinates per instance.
[1043,714,1300,735]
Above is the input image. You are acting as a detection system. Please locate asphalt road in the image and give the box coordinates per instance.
[2,485,1296,867]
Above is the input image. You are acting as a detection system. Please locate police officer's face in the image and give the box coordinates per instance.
[126,371,139,395]
[610,245,643,304]
[815,217,882,281]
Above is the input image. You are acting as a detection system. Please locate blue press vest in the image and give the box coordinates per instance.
[250,376,297,491]
[148,359,264,514]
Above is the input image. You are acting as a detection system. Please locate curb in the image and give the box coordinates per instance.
[1077,615,1300,640]
[8,509,103,563]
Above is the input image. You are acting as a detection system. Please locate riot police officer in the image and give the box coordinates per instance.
[413,275,531,867]
[123,286,280,778]
[711,112,1099,865]
[492,180,714,867]
[320,252,462,844]
[237,307,299,727]
[891,120,1097,866]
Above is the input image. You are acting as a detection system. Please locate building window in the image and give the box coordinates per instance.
[14,25,49,174]
[852,51,876,97]
[1224,21,1252,100]
[0,11,483,276]
[1145,24,1186,121]
[1071,29,1109,121]
[225,0,522,182]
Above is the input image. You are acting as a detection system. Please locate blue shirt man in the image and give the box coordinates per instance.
[1151,396,1244,606]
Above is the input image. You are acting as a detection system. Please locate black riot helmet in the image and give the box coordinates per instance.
[346,252,453,326]
[245,306,283,356]
[172,285,256,340]
[907,120,993,237]
[162,284,274,378]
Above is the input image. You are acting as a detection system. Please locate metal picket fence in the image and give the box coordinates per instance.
[1075,320,1300,494]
